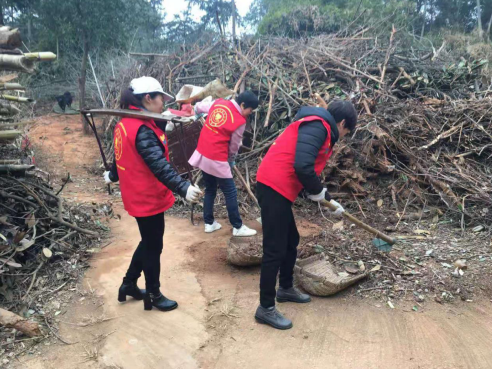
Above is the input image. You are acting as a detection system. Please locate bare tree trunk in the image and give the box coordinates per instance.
[27,4,31,47]
[487,11,492,41]
[79,34,89,134]
[477,0,484,40]
[232,0,237,44]
[420,0,427,38]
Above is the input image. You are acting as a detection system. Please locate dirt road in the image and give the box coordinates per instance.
[17,115,492,368]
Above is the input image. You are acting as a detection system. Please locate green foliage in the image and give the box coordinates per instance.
[246,0,492,38]
[253,0,417,36]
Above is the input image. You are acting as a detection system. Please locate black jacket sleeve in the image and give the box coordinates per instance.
[135,125,190,198]
[108,155,119,182]
[294,121,329,197]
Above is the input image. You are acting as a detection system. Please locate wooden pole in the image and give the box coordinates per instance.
[320,199,395,245]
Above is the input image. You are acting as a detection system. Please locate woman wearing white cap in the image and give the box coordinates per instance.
[104,76,202,312]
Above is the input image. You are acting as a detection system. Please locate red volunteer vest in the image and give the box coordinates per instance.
[114,106,175,217]
[196,99,246,161]
[256,116,333,202]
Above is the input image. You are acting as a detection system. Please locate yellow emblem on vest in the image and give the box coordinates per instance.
[114,127,123,161]
[209,107,228,128]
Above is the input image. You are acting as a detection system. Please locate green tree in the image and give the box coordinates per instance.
[36,0,162,132]
[187,0,234,36]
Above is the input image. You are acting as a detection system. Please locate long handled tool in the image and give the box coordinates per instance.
[82,113,111,195]
[320,198,395,247]
[233,166,262,225]
[176,120,198,226]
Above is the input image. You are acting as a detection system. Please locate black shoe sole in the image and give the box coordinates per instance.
[144,301,178,312]
[255,315,293,330]
[276,296,311,303]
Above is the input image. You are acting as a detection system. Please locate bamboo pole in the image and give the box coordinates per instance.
[0,82,24,91]
[0,94,33,103]
[0,120,33,129]
[0,159,21,164]
[23,52,57,61]
[0,164,34,173]
[0,130,22,141]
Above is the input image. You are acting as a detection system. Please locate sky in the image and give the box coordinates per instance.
[163,0,254,22]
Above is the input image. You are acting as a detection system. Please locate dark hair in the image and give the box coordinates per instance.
[327,100,358,132]
[120,88,162,109]
[236,90,259,110]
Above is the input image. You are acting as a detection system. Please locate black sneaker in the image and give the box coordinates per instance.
[276,286,311,303]
[143,292,178,311]
[117,280,145,302]
[255,305,293,330]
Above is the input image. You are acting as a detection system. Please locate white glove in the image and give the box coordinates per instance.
[308,188,327,202]
[103,171,112,184]
[165,122,175,133]
[329,200,345,217]
[185,185,203,203]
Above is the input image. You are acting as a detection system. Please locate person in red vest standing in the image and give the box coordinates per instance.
[103,77,202,312]
[254,100,358,329]
[189,91,259,237]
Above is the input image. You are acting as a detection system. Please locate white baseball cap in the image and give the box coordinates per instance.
[130,76,174,101]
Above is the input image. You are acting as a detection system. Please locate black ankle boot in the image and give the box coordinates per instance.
[143,291,178,311]
[118,280,145,302]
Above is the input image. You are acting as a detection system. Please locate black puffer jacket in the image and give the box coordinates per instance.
[109,125,190,198]
[293,107,339,200]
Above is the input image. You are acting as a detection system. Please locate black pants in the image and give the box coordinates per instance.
[124,212,165,293]
[257,182,300,308]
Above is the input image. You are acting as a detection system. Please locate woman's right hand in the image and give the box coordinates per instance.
[186,185,203,203]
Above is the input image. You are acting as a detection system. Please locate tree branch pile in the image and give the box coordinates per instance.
[102,29,491,227]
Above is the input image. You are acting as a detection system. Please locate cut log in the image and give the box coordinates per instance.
[0,27,22,48]
[0,129,22,141]
[0,307,42,337]
[0,53,56,73]
[0,54,35,73]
